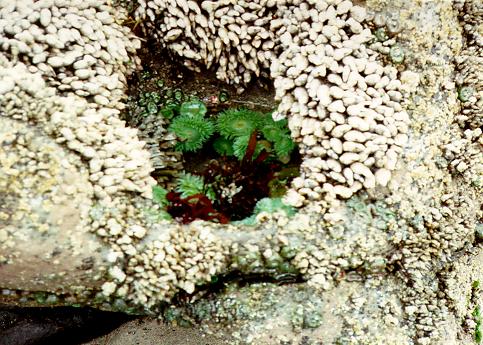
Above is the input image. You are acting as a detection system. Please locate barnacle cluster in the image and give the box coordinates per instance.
[134,0,279,85]
[453,0,482,131]
[445,0,482,186]
[0,0,155,201]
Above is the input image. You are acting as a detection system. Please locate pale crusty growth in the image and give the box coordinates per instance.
[445,0,483,188]
[454,0,482,130]
[135,0,279,85]
[270,1,410,206]
[0,0,141,111]
[0,55,155,201]
[135,0,410,205]
[92,197,231,306]
[443,128,482,185]
[110,221,230,307]
[0,0,155,200]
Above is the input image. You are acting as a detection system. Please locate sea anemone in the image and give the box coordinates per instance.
[232,134,265,161]
[179,99,207,117]
[216,108,261,139]
[260,119,289,142]
[175,172,216,201]
[254,197,296,217]
[152,185,169,207]
[389,45,405,64]
[212,137,235,156]
[232,135,251,160]
[175,172,205,199]
[168,114,215,152]
[259,115,296,161]
[273,135,296,163]
[231,197,296,226]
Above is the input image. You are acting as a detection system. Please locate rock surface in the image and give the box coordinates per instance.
[0,0,481,344]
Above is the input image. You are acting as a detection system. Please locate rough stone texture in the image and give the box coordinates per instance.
[0,117,106,292]
[443,246,483,345]
[82,318,229,345]
[0,0,481,344]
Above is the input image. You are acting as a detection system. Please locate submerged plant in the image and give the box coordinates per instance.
[168,115,215,152]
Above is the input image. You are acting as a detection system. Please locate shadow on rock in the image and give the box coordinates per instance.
[0,306,134,345]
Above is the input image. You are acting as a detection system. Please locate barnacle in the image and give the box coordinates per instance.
[168,114,214,152]
[216,108,261,139]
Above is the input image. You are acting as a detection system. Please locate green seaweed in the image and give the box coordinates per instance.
[473,305,482,343]
[152,185,169,207]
